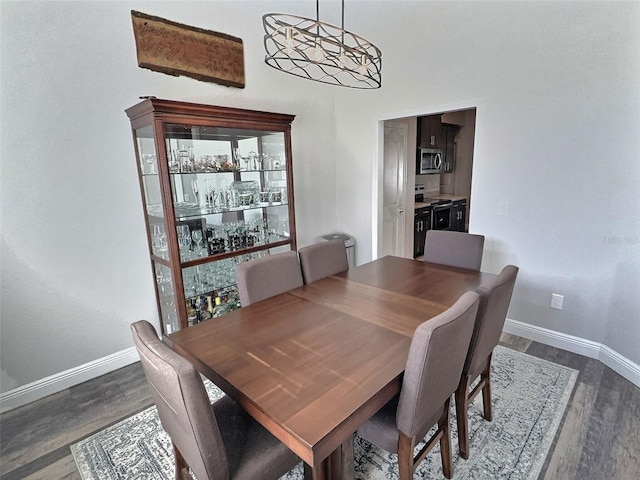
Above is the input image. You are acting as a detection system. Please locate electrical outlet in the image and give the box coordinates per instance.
[498,201,509,216]
[184,193,190,202]
[550,294,564,310]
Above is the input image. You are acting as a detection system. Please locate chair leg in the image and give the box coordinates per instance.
[481,354,493,421]
[397,432,415,480]
[439,398,453,479]
[172,443,189,480]
[455,374,471,460]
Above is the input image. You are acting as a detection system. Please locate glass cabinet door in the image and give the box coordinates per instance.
[136,125,178,332]
[128,99,296,334]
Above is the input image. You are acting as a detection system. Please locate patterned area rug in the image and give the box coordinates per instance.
[71,346,577,480]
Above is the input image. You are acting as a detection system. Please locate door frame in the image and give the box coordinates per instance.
[373,100,481,259]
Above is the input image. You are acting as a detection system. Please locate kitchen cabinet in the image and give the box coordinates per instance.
[441,124,459,173]
[414,206,431,257]
[126,98,296,334]
[418,115,442,149]
[451,199,467,232]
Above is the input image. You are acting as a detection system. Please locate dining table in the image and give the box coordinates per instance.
[165,255,495,480]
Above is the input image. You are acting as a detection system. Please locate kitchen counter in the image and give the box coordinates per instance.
[415,194,467,208]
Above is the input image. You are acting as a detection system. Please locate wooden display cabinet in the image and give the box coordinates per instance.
[126,98,297,334]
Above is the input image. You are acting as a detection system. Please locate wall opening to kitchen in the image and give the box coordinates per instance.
[378,107,477,259]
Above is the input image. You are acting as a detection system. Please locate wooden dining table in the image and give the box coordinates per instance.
[165,255,494,480]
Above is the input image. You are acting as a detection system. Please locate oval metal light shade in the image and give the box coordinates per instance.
[263,12,382,89]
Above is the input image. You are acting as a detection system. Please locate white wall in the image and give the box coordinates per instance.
[333,1,640,366]
[1,1,639,397]
[0,0,339,392]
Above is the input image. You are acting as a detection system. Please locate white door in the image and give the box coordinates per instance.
[382,123,407,257]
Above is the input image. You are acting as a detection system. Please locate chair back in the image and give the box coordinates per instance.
[396,291,479,439]
[298,238,349,284]
[131,320,228,480]
[235,251,303,306]
[463,265,519,378]
[423,230,485,270]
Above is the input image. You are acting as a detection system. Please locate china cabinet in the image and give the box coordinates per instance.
[126,98,296,334]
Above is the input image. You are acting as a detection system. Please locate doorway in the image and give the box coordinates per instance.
[376,107,477,259]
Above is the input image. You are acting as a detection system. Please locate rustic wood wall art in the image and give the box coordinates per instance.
[131,10,245,88]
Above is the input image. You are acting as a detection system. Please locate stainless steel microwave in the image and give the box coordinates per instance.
[418,148,443,174]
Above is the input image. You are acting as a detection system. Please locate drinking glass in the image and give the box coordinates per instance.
[177,225,192,260]
[191,229,204,257]
[191,179,200,207]
[152,224,168,257]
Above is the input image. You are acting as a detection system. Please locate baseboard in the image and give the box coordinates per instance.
[504,318,640,388]
[0,347,139,414]
[3,321,639,414]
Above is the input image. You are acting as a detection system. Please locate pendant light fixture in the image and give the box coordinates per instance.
[263,0,382,89]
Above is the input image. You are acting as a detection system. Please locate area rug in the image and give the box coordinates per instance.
[71,346,577,480]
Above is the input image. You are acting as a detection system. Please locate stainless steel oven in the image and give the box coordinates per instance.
[429,199,452,230]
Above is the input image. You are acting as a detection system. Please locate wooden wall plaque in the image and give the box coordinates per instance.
[131,10,245,88]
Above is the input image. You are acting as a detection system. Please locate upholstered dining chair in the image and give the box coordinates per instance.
[235,251,303,306]
[131,320,301,480]
[455,265,519,460]
[423,230,485,271]
[298,238,349,284]
[357,291,480,480]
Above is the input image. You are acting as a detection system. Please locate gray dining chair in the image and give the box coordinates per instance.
[131,320,301,480]
[423,230,485,271]
[455,265,519,460]
[298,238,349,284]
[356,291,480,480]
[235,251,303,306]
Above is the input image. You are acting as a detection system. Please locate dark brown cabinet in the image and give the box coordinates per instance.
[418,115,442,148]
[451,199,467,232]
[126,98,297,334]
[413,206,431,257]
[441,124,459,173]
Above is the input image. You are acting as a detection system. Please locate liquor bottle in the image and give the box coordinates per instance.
[186,299,197,327]
[206,295,215,319]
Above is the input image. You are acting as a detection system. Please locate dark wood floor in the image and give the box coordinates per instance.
[1,333,639,479]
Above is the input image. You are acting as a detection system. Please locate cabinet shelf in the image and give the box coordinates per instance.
[146,202,289,220]
[126,98,296,334]
[140,168,288,177]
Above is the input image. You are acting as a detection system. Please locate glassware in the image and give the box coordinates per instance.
[191,229,204,257]
[152,224,168,256]
[177,225,192,261]
[230,181,259,208]
[143,153,157,174]
[178,145,191,172]
[191,179,200,208]
[206,227,226,255]
[270,191,282,203]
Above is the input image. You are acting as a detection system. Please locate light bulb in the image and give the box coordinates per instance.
[338,47,348,68]
[284,27,295,55]
[357,54,369,75]
[312,41,325,62]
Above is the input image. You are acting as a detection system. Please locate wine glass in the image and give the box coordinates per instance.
[152,224,167,256]
[191,229,204,257]
[177,225,192,260]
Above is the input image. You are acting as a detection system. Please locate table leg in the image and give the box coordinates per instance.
[329,436,355,480]
[304,461,325,480]
[303,436,355,480]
